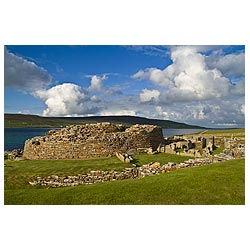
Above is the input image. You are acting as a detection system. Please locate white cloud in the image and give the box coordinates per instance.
[140,89,160,102]
[230,80,245,95]
[174,45,230,53]
[87,74,122,96]
[35,83,88,116]
[90,95,101,102]
[88,75,107,92]
[206,52,245,78]
[4,47,51,91]
[5,45,244,128]
[132,69,146,79]
[18,110,32,114]
[153,96,245,128]
[101,110,136,116]
[241,104,245,115]
[214,123,239,127]
[132,46,245,127]
[135,46,233,102]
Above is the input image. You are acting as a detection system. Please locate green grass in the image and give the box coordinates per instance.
[212,147,225,155]
[4,120,88,128]
[4,154,244,205]
[203,128,245,134]
[4,157,129,189]
[175,148,184,153]
[4,153,192,189]
[133,153,192,165]
[221,135,245,138]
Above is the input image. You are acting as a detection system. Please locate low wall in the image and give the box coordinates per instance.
[29,157,214,188]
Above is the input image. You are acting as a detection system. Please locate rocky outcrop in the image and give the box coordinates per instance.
[23,123,165,160]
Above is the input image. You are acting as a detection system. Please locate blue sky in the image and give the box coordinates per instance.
[4,45,245,128]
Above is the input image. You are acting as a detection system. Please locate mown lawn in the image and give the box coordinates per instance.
[4,155,244,205]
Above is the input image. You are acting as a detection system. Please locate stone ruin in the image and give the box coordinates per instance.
[156,133,245,160]
[214,137,245,161]
[158,135,217,157]
[23,123,165,160]
[157,133,245,159]
[4,149,23,160]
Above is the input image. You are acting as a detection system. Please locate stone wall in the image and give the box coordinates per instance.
[29,157,214,188]
[23,123,165,160]
[159,134,228,157]
[223,137,245,158]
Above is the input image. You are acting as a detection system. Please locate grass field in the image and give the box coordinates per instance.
[4,153,192,189]
[202,128,245,137]
[4,154,244,205]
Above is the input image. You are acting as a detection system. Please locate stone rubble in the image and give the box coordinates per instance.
[115,152,134,163]
[4,149,23,160]
[213,153,234,161]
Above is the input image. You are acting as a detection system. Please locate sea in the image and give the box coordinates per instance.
[4,127,205,151]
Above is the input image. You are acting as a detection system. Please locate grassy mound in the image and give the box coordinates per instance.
[4,154,244,205]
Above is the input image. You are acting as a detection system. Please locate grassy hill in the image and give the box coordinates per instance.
[4,154,244,205]
[4,113,206,129]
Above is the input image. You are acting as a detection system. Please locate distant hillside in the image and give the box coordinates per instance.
[4,113,206,129]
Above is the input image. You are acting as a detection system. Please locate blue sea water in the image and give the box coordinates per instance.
[4,128,59,151]
[4,128,204,151]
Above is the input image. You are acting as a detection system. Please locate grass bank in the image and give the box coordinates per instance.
[4,154,244,205]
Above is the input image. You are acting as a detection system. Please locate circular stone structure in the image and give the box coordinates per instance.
[23,123,165,160]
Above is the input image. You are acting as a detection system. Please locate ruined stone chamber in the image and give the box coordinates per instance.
[23,123,165,160]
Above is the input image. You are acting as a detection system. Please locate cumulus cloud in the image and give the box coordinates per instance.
[206,52,245,78]
[4,47,51,91]
[134,46,234,103]
[90,95,101,102]
[140,89,160,103]
[5,45,244,127]
[152,95,245,128]
[131,45,245,128]
[35,83,93,116]
[88,75,107,92]
[86,74,122,96]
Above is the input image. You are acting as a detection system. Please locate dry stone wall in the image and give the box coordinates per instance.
[23,123,165,160]
[160,134,229,158]
[223,137,245,158]
[28,157,215,188]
